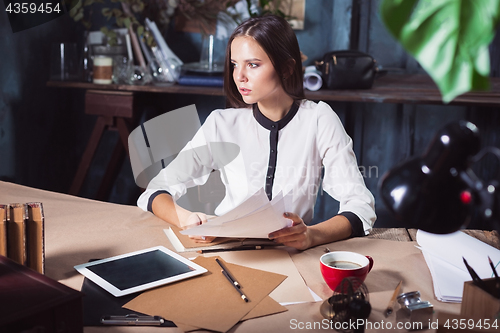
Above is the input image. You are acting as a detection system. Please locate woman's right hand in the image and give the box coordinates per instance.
[181,212,215,243]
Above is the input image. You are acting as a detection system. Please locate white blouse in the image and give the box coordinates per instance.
[137,100,376,235]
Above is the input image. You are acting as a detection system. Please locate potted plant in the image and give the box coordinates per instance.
[380,0,500,103]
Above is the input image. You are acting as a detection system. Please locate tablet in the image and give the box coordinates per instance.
[74,246,207,297]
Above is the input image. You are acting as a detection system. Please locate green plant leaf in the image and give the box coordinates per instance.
[73,10,84,22]
[123,17,131,28]
[112,8,123,17]
[82,20,91,30]
[137,25,144,36]
[68,0,82,18]
[101,7,112,18]
[380,0,500,103]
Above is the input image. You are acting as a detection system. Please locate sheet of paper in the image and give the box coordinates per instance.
[180,188,293,238]
[421,251,469,302]
[416,229,500,302]
[205,249,315,305]
[208,188,271,225]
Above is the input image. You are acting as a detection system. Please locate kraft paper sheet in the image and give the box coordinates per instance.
[123,256,287,332]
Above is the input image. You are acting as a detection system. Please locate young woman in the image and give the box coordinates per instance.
[138,15,376,250]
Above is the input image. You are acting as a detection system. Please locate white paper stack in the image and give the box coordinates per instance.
[416,229,500,302]
[180,188,293,238]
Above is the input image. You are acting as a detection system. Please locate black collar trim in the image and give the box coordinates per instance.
[252,102,300,131]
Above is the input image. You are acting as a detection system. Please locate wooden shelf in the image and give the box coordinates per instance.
[47,80,225,96]
[47,73,500,107]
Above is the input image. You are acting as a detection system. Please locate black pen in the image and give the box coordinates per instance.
[215,258,249,302]
[222,269,249,302]
[199,245,269,254]
[101,314,164,326]
[463,257,490,293]
[216,258,240,288]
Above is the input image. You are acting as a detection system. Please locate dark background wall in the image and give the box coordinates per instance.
[1,0,500,230]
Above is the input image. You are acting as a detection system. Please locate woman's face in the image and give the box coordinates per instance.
[231,36,286,106]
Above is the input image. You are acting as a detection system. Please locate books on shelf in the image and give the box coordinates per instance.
[0,202,45,274]
[164,225,277,253]
[145,18,183,66]
[177,73,224,87]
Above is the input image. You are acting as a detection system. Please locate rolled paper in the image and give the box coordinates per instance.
[303,65,323,91]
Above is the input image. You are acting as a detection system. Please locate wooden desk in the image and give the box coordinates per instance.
[48,74,500,199]
[369,227,500,250]
[1,180,499,333]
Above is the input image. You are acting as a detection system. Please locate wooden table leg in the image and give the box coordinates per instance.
[96,138,125,201]
[95,118,131,201]
[69,116,113,196]
[70,90,135,199]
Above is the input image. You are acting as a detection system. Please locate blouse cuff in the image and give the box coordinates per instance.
[147,190,171,213]
[338,212,364,237]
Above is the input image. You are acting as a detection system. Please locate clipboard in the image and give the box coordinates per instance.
[81,277,176,327]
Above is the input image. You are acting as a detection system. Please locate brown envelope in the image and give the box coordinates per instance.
[123,256,287,332]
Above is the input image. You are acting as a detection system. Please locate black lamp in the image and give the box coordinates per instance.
[379,120,500,234]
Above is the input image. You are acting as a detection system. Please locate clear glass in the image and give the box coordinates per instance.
[50,43,79,81]
[198,34,227,73]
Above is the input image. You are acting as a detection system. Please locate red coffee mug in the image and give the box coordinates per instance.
[320,251,374,292]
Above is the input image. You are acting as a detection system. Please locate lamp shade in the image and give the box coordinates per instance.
[379,121,481,234]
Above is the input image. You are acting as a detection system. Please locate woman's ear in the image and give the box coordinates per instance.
[283,58,296,79]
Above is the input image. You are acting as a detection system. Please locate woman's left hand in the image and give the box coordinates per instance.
[268,212,311,250]
[183,212,216,243]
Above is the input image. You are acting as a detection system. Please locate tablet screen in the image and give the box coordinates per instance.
[86,249,193,291]
[74,246,207,297]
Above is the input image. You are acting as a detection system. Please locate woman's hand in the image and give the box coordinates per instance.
[268,212,311,250]
[182,212,215,243]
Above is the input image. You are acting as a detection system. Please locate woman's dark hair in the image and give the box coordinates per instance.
[224,15,305,108]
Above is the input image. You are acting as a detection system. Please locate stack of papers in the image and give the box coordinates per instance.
[180,188,293,238]
[416,230,500,302]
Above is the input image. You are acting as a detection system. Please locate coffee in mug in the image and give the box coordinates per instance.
[326,260,362,269]
[320,251,373,291]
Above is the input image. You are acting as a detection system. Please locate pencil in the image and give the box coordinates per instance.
[488,256,499,279]
[216,258,240,288]
[463,257,489,293]
[384,280,402,317]
[197,245,266,254]
[222,269,248,302]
